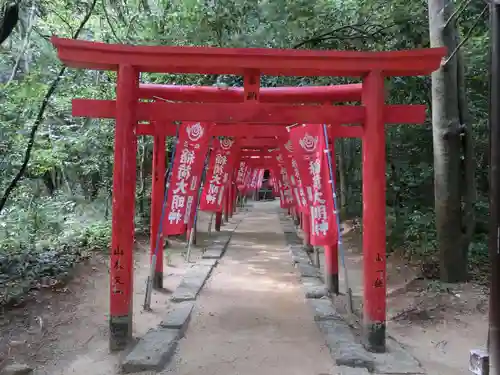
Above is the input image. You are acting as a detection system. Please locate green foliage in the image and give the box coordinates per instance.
[0,0,492,305]
[0,192,111,305]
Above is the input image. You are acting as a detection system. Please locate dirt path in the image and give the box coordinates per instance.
[162,201,335,375]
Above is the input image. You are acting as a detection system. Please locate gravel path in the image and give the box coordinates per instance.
[162,201,335,375]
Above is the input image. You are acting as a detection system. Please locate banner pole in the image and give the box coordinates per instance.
[143,123,180,311]
[322,123,353,315]
[186,137,213,262]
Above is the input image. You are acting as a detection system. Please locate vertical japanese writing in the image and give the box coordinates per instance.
[250,169,259,190]
[236,161,246,188]
[200,137,238,213]
[281,141,302,210]
[111,246,125,295]
[164,122,211,236]
[206,152,227,204]
[168,144,195,224]
[374,270,384,288]
[276,153,294,206]
[309,157,328,236]
[291,158,307,208]
[288,125,337,247]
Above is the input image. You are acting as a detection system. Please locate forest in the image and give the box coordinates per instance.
[0,0,490,307]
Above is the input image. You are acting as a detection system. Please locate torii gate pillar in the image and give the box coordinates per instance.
[362,71,387,353]
[109,65,138,351]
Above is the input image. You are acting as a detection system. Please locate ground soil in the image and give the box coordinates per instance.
[326,220,489,375]
[0,203,490,375]
[0,211,214,375]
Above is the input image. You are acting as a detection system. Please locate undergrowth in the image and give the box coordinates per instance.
[0,192,112,307]
[386,198,490,285]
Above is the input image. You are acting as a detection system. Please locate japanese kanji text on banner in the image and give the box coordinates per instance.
[289,124,337,246]
[164,122,211,235]
[200,137,238,212]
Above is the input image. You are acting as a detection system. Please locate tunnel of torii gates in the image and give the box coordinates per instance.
[50,36,445,353]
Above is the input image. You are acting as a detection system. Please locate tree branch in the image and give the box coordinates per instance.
[50,8,74,36]
[292,22,397,49]
[293,23,367,49]
[102,0,123,43]
[442,5,488,67]
[443,0,473,29]
[0,0,98,214]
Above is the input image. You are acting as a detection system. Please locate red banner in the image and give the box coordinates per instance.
[236,160,247,192]
[242,165,253,194]
[165,122,211,235]
[250,169,259,191]
[270,170,279,195]
[268,157,284,204]
[284,139,309,212]
[275,151,295,208]
[289,124,337,246]
[199,138,238,212]
[280,139,307,212]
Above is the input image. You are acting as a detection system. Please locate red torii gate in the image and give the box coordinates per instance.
[75,85,376,291]
[51,36,445,353]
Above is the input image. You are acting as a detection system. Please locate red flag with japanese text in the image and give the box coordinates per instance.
[199,138,238,212]
[268,156,284,204]
[280,139,307,213]
[250,169,259,191]
[236,160,247,191]
[164,122,211,235]
[270,173,279,195]
[274,151,295,209]
[288,124,337,246]
[243,165,253,194]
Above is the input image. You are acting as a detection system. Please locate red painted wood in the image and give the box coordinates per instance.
[211,126,287,137]
[324,142,339,293]
[135,123,365,139]
[136,124,285,138]
[110,66,137,340]
[143,102,363,124]
[150,130,165,281]
[72,99,426,126]
[51,37,445,77]
[362,71,387,338]
[140,83,362,103]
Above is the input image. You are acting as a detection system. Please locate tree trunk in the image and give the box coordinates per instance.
[428,0,475,282]
[456,48,476,261]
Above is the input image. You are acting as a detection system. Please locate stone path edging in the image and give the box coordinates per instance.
[121,213,244,373]
[278,211,425,375]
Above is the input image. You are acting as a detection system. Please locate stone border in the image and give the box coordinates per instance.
[170,259,218,302]
[121,215,243,373]
[278,212,424,375]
